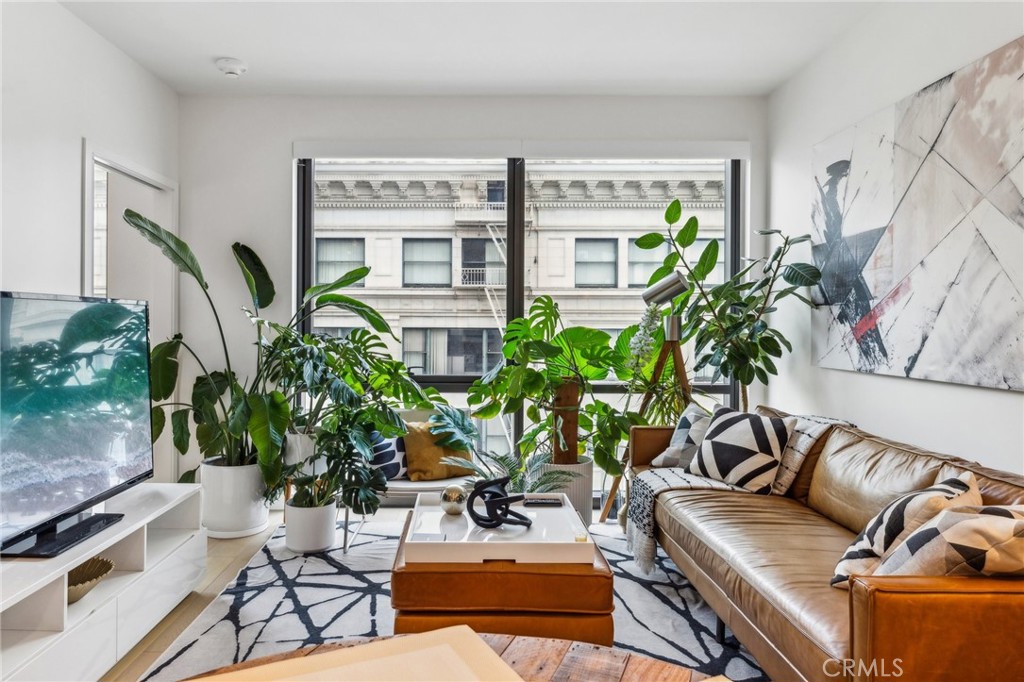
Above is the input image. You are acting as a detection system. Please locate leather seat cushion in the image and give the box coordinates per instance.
[655,489,855,662]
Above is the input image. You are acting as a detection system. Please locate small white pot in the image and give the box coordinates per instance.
[285,500,339,553]
[200,461,269,539]
[540,455,594,526]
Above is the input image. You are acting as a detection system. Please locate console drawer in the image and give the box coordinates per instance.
[13,601,117,681]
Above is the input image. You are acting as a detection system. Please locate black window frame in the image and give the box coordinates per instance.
[297,157,741,412]
[402,237,453,288]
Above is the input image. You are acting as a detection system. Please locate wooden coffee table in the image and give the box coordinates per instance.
[190,633,727,681]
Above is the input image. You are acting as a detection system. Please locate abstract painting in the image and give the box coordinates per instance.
[810,37,1024,391]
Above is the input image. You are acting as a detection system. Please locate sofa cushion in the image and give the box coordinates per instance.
[808,425,948,533]
[831,472,982,588]
[754,405,850,498]
[651,403,712,468]
[655,489,855,665]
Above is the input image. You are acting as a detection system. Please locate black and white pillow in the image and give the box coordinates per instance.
[368,431,407,480]
[875,505,1024,578]
[831,472,982,589]
[688,406,795,494]
[651,403,714,468]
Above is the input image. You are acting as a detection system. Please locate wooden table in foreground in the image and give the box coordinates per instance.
[190,633,730,682]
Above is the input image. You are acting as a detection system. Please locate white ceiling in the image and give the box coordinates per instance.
[62,1,880,97]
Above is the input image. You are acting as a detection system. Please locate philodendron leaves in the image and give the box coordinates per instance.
[302,266,370,305]
[150,334,182,401]
[232,243,276,311]
[247,391,291,487]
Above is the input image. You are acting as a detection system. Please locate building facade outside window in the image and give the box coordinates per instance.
[403,238,452,287]
[575,238,618,288]
[316,237,364,285]
[628,238,670,288]
[461,238,505,286]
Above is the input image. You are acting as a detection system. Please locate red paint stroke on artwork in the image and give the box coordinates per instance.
[852,279,911,342]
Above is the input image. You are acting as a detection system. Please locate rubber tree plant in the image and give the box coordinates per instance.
[633,199,823,410]
[455,295,638,478]
[262,321,437,514]
[123,209,395,490]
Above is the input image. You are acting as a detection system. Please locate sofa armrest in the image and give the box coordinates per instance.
[628,426,674,468]
[849,575,1024,682]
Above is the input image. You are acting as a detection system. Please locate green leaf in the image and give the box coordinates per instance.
[755,229,782,236]
[647,263,674,288]
[472,401,502,420]
[247,391,291,486]
[177,467,198,484]
[315,294,394,336]
[302,266,370,305]
[171,408,191,454]
[789,235,812,245]
[151,406,166,443]
[191,371,231,409]
[528,295,559,339]
[634,233,665,249]
[692,239,720,281]
[58,302,133,353]
[759,336,783,358]
[150,335,182,401]
[664,199,682,226]
[782,262,821,286]
[231,243,276,310]
[123,209,207,289]
[675,216,699,248]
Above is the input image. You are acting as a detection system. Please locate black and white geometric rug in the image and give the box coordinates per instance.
[142,521,766,682]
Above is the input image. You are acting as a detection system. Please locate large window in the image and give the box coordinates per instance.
[403,238,452,287]
[461,238,505,286]
[575,239,618,288]
[316,237,364,285]
[403,328,502,375]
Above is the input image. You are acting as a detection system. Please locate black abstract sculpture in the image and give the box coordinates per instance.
[466,477,532,529]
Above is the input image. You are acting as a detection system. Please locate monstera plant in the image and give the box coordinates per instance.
[633,199,823,410]
[123,209,397,537]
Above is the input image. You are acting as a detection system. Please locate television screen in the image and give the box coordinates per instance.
[0,293,154,547]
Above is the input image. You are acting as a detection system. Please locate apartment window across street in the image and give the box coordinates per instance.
[316,237,364,285]
[575,238,618,288]
[690,238,726,285]
[461,238,505,286]
[628,238,669,288]
[403,238,452,287]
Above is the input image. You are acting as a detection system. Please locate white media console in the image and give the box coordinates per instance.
[0,483,205,681]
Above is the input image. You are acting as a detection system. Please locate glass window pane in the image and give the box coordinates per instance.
[575,239,617,287]
[312,159,506,376]
[628,239,669,287]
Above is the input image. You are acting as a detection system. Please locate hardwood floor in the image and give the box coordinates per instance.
[101,507,411,682]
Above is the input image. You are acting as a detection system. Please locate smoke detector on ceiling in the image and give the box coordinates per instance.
[215,58,248,79]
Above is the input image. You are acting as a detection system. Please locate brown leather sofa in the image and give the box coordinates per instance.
[629,407,1024,682]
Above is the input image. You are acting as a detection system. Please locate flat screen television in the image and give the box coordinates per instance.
[0,292,154,557]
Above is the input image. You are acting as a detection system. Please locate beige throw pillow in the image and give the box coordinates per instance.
[403,422,473,481]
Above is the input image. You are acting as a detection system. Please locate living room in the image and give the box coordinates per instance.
[1,2,1022,681]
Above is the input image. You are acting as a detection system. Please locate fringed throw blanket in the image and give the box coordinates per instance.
[627,468,749,573]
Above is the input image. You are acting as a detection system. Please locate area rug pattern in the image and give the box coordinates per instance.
[142,521,766,681]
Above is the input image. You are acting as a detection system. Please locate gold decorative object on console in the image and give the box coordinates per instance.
[67,557,114,604]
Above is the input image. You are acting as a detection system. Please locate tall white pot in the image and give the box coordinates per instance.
[285,500,339,553]
[540,455,594,526]
[200,461,269,539]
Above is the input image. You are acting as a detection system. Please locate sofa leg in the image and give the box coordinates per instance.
[715,616,726,644]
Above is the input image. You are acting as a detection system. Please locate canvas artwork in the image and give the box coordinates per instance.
[810,37,1024,391]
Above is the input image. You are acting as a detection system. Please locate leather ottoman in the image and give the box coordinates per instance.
[390,513,615,646]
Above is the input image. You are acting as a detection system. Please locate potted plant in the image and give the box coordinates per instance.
[123,210,394,537]
[633,199,823,410]
[452,296,639,524]
[262,323,434,552]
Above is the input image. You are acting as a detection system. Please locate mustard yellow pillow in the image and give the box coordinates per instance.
[403,422,473,481]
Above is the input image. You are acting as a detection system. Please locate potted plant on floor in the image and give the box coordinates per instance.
[123,210,396,538]
[442,296,639,524]
[262,323,434,552]
[633,199,823,410]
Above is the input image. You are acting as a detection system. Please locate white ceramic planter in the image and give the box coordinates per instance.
[540,455,594,526]
[285,500,339,553]
[200,461,269,539]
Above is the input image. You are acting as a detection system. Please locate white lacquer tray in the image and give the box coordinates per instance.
[404,493,594,563]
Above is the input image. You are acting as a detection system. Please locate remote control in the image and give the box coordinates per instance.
[523,498,564,507]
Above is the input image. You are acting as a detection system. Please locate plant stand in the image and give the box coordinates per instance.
[598,329,691,523]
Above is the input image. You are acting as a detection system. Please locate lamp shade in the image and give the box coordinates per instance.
[642,270,688,305]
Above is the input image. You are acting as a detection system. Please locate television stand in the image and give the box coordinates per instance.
[0,483,204,681]
[1,512,125,558]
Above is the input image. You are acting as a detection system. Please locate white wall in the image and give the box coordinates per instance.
[1,1,178,294]
[768,2,1024,472]
[175,95,770,455]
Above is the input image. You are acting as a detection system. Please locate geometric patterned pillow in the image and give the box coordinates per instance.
[688,406,795,494]
[651,402,714,468]
[368,431,407,480]
[875,505,1024,578]
[831,472,983,589]
[753,407,851,496]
